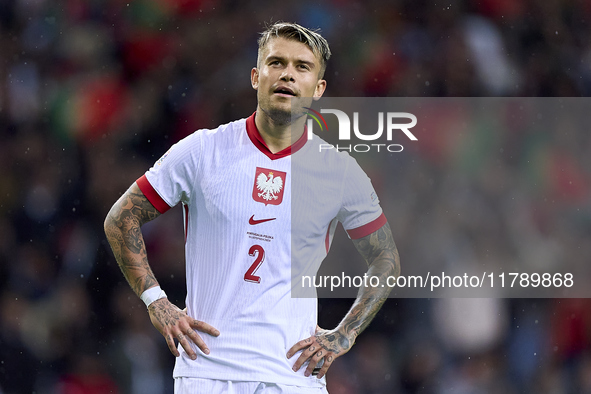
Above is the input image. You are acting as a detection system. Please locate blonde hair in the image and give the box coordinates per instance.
[258,22,331,78]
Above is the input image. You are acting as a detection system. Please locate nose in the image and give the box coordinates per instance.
[280,67,295,82]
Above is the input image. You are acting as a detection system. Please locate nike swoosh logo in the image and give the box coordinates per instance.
[249,215,276,225]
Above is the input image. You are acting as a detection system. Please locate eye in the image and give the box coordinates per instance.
[298,64,310,71]
[270,60,281,66]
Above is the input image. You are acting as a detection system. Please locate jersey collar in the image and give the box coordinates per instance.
[246,112,308,160]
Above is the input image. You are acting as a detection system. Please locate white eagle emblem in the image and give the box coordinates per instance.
[256,171,283,201]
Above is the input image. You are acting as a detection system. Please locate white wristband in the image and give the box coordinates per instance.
[140,286,167,308]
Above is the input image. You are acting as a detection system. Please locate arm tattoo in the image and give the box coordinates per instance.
[313,225,398,355]
[340,222,400,338]
[104,183,162,297]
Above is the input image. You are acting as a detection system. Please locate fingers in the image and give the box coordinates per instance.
[287,336,336,379]
[150,302,219,359]
[314,354,334,379]
[185,328,210,356]
[190,319,220,337]
[290,342,330,377]
[286,337,314,359]
[184,320,219,356]
[304,348,328,377]
[177,331,200,359]
[175,318,220,357]
[165,334,180,357]
[185,327,204,353]
[170,325,212,359]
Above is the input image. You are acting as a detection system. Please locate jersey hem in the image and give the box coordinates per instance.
[172,370,326,389]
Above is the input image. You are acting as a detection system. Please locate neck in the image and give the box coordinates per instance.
[254,107,307,153]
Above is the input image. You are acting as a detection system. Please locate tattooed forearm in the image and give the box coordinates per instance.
[104,183,162,297]
[339,222,399,338]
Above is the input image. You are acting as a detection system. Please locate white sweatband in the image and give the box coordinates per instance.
[140,286,167,308]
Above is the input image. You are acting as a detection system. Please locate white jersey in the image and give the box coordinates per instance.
[137,113,385,387]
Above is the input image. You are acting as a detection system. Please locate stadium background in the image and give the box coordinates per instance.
[1,0,591,393]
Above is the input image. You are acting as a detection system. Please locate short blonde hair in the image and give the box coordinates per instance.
[258,22,331,79]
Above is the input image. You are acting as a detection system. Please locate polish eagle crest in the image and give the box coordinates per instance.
[256,171,283,201]
[252,167,286,205]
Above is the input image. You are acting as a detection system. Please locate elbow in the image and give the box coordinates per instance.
[103,207,116,235]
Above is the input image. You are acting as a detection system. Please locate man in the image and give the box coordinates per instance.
[104,22,399,393]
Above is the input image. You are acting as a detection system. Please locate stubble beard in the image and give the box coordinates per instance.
[264,106,293,126]
[259,95,308,126]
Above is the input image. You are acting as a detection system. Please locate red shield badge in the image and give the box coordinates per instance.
[252,167,286,206]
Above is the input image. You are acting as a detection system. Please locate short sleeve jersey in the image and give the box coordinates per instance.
[137,113,386,387]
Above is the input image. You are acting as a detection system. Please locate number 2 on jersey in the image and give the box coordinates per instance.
[244,245,265,283]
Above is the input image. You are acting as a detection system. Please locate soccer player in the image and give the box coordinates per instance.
[104,22,399,393]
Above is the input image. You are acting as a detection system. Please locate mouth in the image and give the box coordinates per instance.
[273,86,297,97]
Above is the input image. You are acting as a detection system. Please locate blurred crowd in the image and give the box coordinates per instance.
[1,0,591,393]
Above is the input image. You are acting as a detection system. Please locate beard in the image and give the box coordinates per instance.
[258,94,311,126]
[264,106,293,125]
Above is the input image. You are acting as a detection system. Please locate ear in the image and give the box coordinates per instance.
[251,68,259,90]
[313,79,327,101]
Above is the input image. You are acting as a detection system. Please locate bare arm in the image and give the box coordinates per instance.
[103,183,161,297]
[287,222,399,378]
[104,182,219,358]
[338,221,400,338]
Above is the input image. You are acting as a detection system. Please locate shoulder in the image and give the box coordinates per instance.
[154,118,246,168]
[199,118,247,140]
[189,118,246,154]
[169,118,246,157]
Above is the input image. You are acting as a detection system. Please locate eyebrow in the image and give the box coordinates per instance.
[266,55,316,69]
